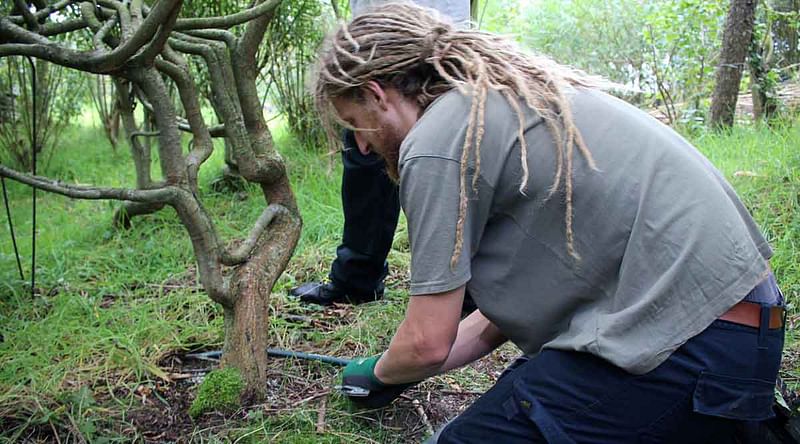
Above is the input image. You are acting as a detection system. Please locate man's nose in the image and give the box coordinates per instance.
[354,131,371,155]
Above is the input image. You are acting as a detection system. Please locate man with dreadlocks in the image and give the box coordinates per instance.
[316,3,785,442]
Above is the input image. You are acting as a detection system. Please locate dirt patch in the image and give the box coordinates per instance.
[118,347,509,443]
[124,380,201,443]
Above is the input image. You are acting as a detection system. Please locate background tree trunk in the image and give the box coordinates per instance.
[112,78,165,228]
[710,0,760,128]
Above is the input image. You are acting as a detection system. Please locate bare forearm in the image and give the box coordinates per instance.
[440,310,506,372]
[375,321,452,384]
[374,287,465,385]
[375,308,506,384]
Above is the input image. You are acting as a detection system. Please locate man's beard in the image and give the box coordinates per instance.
[376,121,402,183]
[382,143,400,183]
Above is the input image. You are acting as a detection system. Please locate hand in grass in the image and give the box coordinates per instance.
[341,355,417,409]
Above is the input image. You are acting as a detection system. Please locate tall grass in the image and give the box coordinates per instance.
[689,122,800,315]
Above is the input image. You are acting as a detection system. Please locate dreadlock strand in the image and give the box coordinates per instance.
[334,40,367,65]
[472,83,487,193]
[451,86,481,270]
[502,90,530,195]
[340,22,361,53]
[320,66,360,88]
[544,117,565,200]
[331,50,362,83]
[560,104,598,171]
[574,128,598,171]
[564,131,580,260]
[433,59,467,92]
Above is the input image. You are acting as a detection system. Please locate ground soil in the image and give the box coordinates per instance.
[118,303,517,443]
[119,354,510,443]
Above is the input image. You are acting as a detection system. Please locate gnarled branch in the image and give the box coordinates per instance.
[0,164,177,203]
[179,121,226,137]
[222,204,289,265]
[13,0,40,31]
[8,0,76,25]
[239,0,279,61]
[173,0,281,31]
[0,0,182,73]
[129,0,182,66]
[156,49,214,191]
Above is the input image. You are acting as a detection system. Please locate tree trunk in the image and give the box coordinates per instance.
[710,0,759,128]
[222,188,301,399]
[112,77,165,228]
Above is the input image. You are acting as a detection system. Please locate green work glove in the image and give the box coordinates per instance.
[340,354,416,409]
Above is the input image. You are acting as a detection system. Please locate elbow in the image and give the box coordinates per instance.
[410,336,451,370]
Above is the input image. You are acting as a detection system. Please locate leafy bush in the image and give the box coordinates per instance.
[0,57,85,173]
[514,0,725,121]
[261,0,331,151]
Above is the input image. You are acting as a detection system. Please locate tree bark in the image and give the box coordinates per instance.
[111,77,166,228]
[710,0,759,128]
[223,182,301,397]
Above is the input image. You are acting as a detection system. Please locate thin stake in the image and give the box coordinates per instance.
[26,56,36,298]
[1,177,24,280]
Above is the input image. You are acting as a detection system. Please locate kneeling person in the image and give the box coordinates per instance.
[314,4,785,442]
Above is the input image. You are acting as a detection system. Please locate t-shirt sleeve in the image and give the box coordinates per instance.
[400,155,494,295]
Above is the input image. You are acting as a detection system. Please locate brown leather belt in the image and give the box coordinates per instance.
[719,301,784,329]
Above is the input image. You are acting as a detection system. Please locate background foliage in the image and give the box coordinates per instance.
[0,57,85,173]
[261,0,332,151]
[478,0,798,125]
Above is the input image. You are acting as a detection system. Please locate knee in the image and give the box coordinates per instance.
[435,419,465,444]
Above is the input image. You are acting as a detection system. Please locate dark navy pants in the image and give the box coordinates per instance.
[438,293,784,442]
[329,131,400,296]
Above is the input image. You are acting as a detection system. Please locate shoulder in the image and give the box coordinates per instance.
[399,90,469,169]
[399,88,531,166]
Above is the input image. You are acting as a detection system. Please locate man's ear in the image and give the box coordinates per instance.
[363,81,389,111]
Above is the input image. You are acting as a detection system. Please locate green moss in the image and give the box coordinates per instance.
[189,367,244,419]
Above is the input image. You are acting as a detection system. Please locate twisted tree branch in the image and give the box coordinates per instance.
[13,0,40,31]
[156,50,214,191]
[130,0,182,66]
[178,121,226,137]
[173,0,281,31]
[8,0,76,25]
[39,17,90,36]
[222,204,289,265]
[0,164,177,203]
[240,0,280,61]
[130,130,160,141]
[0,0,182,73]
[184,29,236,47]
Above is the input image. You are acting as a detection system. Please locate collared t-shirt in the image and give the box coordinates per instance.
[398,88,772,374]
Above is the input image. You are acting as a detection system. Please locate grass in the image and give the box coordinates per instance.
[0,112,798,442]
[690,122,800,317]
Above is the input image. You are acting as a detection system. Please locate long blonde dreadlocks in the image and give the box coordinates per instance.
[313,2,603,265]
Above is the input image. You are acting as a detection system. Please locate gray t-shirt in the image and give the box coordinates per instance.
[399,88,772,374]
